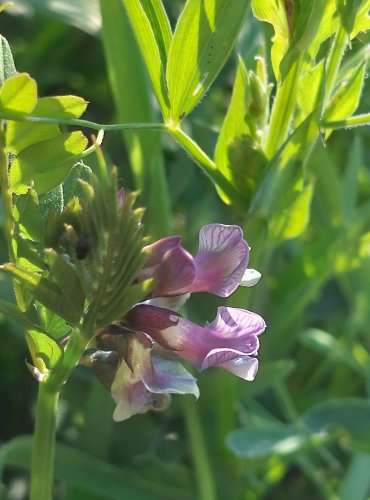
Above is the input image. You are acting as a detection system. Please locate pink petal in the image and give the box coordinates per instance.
[192,224,250,297]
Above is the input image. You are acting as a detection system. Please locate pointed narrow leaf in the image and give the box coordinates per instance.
[140,0,172,62]
[122,0,170,117]
[252,0,290,80]
[323,63,366,122]
[0,73,37,115]
[166,0,249,122]
[26,329,63,371]
[0,264,81,325]
[336,0,361,34]
[9,131,88,195]
[0,35,16,86]
[214,58,267,207]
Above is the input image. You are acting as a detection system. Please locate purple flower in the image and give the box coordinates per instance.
[95,223,265,421]
[126,305,266,381]
[140,224,258,299]
[110,331,199,421]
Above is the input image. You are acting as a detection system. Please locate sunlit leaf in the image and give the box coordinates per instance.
[0,263,82,325]
[323,63,366,123]
[0,73,37,115]
[13,188,42,241]
[122,0,171,117]
[166,0,249,122]
[336,0,361,34]
[9,131,88,195]
[26,328,63,371]
[351,0,370,37]
[0,34,16,86]
[251,0,290,80]
[214,57,267,208]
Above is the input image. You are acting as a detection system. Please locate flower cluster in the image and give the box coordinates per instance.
[91,224,266,421]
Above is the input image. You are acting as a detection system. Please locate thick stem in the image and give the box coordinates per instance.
[30,382,59,500]
[264,59,302,159]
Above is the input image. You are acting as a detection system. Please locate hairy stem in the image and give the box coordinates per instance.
[30,383,59,500]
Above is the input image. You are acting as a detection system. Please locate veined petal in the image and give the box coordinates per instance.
[127,305,266,380]
[203,349,259,380]
[140,237,196,296]
[192,224,250,297]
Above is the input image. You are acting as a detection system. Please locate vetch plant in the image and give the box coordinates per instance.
[2,0,370,498]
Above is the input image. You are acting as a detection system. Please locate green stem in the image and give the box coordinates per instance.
[321,113,370,130]
[264,58,302,159]
[167,126,244,210]
[30,330,88,498]
[183,397,217,500]
[0,113,166,132]
[30,382,59,500]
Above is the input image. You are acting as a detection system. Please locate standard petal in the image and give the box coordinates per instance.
[192,224,250,297]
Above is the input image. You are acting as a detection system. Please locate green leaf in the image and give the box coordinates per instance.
[280,0,328,79]
[272,182,314,241]
[45,249,85,320]
[336,0,360,34]
[0,73,37,115]
[0,35,16,86]
[323,63,366,123]
[122,0,171,117]
[297,60,325,116]
[0,263,82,325]
[9,131,88,195]
[0,436,194,500]
[100,0,171,238]
[26,329,63,371]
[140,0,172,64]
[214,57,267,208]
[303,399,370,452]
[6,96,87,154]
[351,0,370,37]
[0,299,40,330]
[227,424,305,458]
[13,188,43,241]
[252,116,317,242]
[166,0,249,122]
[251,0,290,80]
[62,162,93,204]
